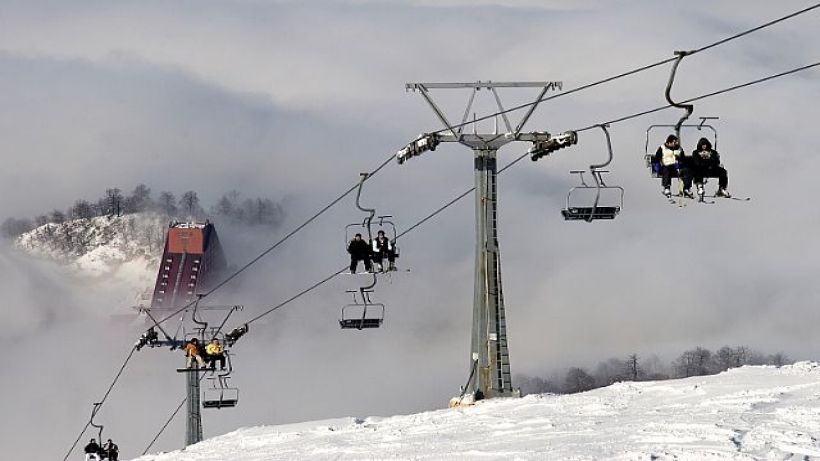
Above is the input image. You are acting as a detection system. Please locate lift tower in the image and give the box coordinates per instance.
[399,81,563,399]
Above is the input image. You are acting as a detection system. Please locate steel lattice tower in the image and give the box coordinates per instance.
[401,81,561,398]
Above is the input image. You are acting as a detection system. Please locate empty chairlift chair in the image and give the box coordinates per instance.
[339,286,384,330]
[561,124,624,222]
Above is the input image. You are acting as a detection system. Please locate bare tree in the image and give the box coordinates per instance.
[105,188,124,217]
[71,200,95,220]
[564,367,596,394]
[179,190,203,218]
[124,183,152,213]
[158,191,178,216]
[673,347,714,378]
[627,353,641,381]
[594,358,628,387]
[50,210,66,224]
[766,352,790,367]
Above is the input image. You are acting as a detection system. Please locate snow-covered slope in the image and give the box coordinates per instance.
[132,363,820,460]
[14,213,167,309]
[16,213,166,274]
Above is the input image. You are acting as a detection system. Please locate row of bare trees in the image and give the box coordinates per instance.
[516,346,791,395]
[1,184,285,239]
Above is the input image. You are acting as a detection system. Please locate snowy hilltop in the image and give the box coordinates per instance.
[15,212,166,276]
[132,363,820,460]
[12,213,168,312]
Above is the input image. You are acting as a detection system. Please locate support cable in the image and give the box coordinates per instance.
[149,155,395,330]
[421,3,820,138]
[62,346,137,461]
[141,370,209,455]
[575,61,820,133]
[235,59,820,330]
[138,60,820,455]
[142,3,820,334]
[84,8,820,453]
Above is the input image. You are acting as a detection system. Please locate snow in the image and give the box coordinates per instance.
[131,363,820,460]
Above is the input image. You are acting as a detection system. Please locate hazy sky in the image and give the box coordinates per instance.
[1,1,819,459]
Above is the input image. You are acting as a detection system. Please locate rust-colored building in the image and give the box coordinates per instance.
[150,222,227,310]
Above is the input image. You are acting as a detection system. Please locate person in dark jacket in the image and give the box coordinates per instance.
[84,439,101,461]
[692,137,730,198]
[102,439,119,461]
[347,233,373,273]
[653,134,693,198]
[370,230,396,272]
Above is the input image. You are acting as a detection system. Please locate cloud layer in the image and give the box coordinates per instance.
[1,0,819,458]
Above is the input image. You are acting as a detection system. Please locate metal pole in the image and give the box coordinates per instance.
[469,148,513,398]
[403,81,560,400]
[186,368,202,446]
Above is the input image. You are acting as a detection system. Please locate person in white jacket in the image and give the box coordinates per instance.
[653,134,691,198]
[370,230,396,272]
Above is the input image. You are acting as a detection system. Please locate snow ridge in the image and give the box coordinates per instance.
[133,363,820,461]
[15,212,166,277]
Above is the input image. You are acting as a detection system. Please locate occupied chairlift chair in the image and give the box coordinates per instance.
[175,297,242,373]
[645,50,724,187]
[561,124,624,221]
[344,173,400,273]
[644,117,719,178]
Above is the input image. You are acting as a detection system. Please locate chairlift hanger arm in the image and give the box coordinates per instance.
[355,173,377,240]
[665,50,695,137]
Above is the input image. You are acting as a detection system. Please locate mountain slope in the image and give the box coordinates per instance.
[133,363,820,460]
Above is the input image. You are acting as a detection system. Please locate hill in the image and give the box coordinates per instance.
[133,363,820,460]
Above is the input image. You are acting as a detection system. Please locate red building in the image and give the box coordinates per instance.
[150,222,227,310]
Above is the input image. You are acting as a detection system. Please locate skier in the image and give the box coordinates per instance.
[102,439,119,461]
[184,338,205,368]
[83,439,101,461]
[370,230,396,272]
[692,137,731,198]
[205,338,226,370]
[653,134,692,198]
[347,233,373,274]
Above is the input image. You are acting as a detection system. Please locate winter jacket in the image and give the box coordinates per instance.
[84,442,101,454]
[371,236,393,254]
[692,137,721,170]
[206,342,224,355]
[654,144,682,167]
[102,442,119,454]
[347,239,371,258]
[185,342,201,357]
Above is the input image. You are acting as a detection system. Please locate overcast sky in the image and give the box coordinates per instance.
[1,0,819,459]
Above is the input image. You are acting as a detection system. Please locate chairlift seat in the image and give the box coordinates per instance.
[203,398,238,409]
[562,206,620,220]
[176,367,212,373]
[339,318,383,329]
[646,158,725,180]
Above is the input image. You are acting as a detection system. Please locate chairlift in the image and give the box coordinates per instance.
[645,50,724,184]
[203,353,239,409]
[175,298,241,372]
[561,124,624,222]
[344,173,401,273]
[644,117,719,178]
[340,275,385,330]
